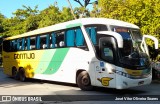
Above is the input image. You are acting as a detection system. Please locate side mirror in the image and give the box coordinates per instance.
[142,35,159,58]
[97,31,123,48]
[142,35,158,49]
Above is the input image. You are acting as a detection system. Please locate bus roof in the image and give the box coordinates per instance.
[4,18,139,40]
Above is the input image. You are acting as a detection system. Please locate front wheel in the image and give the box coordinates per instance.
[77,71,93,91]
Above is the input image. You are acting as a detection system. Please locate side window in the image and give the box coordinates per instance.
[99,37,116,64]
[75,28,85,46]
[30,37,36,50]
[21,38,25,50]
[64,27,88,50]
[17,39,23,51]
[65,29,75,47]
[3,38,26,52]
[11,40,17,51]
[38,35,50,49]
[65,28,85,47]
[102,47,114,63]
[86,27,97,45]
[85,24,108,45]
[56,31,65,47]
[50,33,56,48]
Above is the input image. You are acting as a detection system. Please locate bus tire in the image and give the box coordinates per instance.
[12,67,19,80]
[77,71,93,91]
[19,68,26,82]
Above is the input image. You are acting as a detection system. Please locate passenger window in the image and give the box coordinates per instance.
[85,25,108,45]
[56,31,65,47]
[10,40,17,51]
[21,38,25,50]
[50,33,56,48]
[65,28,86,47]
[65,29,75,47]
[75,28,85,46]
[30,37,36,50]
[17,39,23,51]
[86,27,97,45]
[38,35,49,49]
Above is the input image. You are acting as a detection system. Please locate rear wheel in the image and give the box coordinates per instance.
[77,71,93,91]
[19,68,26,82]
[12,67,19,80]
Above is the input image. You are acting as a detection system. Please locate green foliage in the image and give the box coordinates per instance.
[0,5,39,36]
[0,0,159,60]
[74,7,90,18]
[38,5,74,28]
[0,13,5,33]
[73,0,98,18]
[98,0,160,60]
[90,2,99,17]
[2,17,25,36]
[25,15,40,32]
[0,3,74,36]
[38,5,61,28]
[60,7,74,22]
[13,5,39,20]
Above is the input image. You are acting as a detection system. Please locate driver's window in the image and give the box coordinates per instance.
[99,37,115,64]
[101,45,114,63]
[102,47,113,62]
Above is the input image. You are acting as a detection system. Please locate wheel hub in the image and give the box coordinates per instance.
[82,76,89,85]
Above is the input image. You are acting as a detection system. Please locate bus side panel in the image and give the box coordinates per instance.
[3,51,19,76]
[33,48,93,83]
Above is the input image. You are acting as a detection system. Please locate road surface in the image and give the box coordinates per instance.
[0,67,160,104]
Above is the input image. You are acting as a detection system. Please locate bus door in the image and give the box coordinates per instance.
[95,37,117,88]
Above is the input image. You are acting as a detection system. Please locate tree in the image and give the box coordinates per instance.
[13,5,39,20]
[2,17,26,36]
[98,0,160,60]
[90,1,99,17]
[0,13,5,34]
[25,15,40,32]
[60,7,74,22]
[74,0,97,8]
[38,5,61,28]
[1,5,40,36]
[74,7,90,18]
[73,0,98,17]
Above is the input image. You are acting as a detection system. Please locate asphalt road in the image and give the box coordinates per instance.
[0,67,160,104]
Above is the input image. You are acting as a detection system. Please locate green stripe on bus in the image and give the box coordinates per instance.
[66,23,82,28]
[35,50,56,74]
[42,48,69,74]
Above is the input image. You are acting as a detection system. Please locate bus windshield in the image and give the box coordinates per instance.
[85,25,151,70]
[112,26,143,57]
[112,26,150,69]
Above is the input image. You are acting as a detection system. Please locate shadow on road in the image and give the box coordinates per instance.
[25,78,147,95]
[93,87,146,95]
[1,67,159,96]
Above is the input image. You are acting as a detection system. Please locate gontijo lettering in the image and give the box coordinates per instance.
[14,53,35,59]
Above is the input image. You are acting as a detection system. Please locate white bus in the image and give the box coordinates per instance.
[3,18,159,90]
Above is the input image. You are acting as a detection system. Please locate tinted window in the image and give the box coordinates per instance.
[85,24,108,45]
